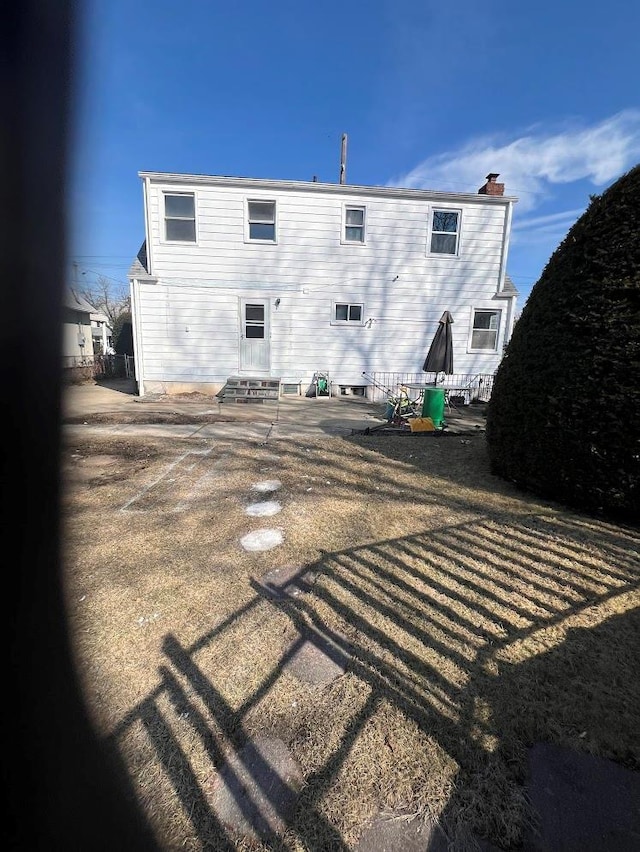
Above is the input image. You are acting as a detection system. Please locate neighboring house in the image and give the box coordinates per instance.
[128,171,518,398]
[62,287,96,363]
[90,310,114,355]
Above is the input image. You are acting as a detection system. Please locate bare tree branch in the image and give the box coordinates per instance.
[79,275,130,325]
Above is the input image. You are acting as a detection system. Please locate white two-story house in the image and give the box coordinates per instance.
[128,171,517,398]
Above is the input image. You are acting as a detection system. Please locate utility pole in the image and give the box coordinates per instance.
[339,133,347,184]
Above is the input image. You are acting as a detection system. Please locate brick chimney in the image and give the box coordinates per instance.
[478,173,504,196]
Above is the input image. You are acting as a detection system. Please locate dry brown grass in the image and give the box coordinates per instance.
[61,428,640,851]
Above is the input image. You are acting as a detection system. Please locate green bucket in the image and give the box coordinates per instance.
[421,387,445,427]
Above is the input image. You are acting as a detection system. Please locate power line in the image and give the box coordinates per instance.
[76,267,129,286]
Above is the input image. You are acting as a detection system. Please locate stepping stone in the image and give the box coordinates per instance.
[255,564,317,599]
[523,742,640,851]
[356,814,448,851]
[245,500,282,517]
[240,528,283,552]
[252,479,282,493]
[285,631,349,687]
[208,735,303,843]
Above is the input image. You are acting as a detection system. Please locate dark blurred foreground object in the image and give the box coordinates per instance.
[2,4,158,848]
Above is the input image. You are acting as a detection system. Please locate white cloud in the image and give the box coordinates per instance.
[388,110,640,212]
[510,208,584,245]
[510,209,584,230]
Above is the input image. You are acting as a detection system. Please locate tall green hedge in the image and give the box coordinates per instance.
[486,165,640,521]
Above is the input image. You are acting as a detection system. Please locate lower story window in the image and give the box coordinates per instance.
[334,303,363,323]
[470,309,500,350]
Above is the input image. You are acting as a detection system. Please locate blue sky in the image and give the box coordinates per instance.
[69,0,640,306]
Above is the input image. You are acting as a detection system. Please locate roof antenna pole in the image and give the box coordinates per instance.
[339,133,347,184]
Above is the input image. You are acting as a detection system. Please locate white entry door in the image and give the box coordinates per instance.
[239,299,270,372]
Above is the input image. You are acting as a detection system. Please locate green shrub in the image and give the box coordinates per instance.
[486,165,640,521]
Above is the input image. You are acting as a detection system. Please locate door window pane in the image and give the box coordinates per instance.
[245,304,265,322]
[245,325,265,339]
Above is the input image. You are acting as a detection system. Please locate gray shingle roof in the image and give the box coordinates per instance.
[502,274,519,296]
[64,287,97,314]
[128,241,154,278]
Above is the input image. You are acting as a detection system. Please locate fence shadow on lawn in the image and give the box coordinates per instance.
[107,504,640,850]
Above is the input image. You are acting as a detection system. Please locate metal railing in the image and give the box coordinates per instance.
[364,371,495,403]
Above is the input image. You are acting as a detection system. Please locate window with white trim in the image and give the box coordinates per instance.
[343,206,366,243]
[430,209,460,255]
[164,193,196,242]
[333,303,363,323]
[470,309,500,351]
[247,200,276,242]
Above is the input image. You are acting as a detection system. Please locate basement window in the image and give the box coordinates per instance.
[164,193,196,242]
[333,303,363,324]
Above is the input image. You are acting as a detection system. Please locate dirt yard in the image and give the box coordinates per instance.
[60,421,640,851]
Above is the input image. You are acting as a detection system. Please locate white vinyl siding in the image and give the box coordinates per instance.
[164,193,196,242]
[136,179,514,389]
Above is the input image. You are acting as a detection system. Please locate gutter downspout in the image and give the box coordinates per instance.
[130,278,145,397]
[143,176,153,276]
[497,200,514,293]
[131,175,153,397]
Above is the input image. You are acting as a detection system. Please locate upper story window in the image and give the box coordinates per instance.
[343,206,366,243]
[470,309,500,351]
[430,209,460,255]
[247,200,276,242]
[164,193,196,242]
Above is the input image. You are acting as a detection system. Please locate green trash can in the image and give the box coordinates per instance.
[421,387,445,427]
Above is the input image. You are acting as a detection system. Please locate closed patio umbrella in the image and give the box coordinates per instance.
[423,310,454,377]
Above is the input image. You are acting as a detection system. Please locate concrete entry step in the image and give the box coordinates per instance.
[219,376,281,403]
